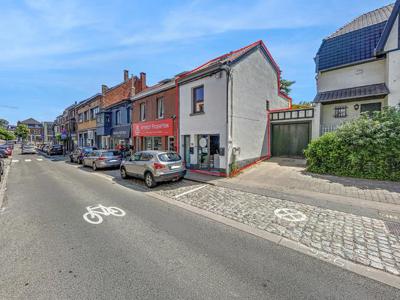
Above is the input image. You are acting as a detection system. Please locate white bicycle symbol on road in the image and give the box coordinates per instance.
[274,208,307,222]
[83,204,126,225]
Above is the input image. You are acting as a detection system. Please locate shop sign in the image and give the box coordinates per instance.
[132,119,174,137]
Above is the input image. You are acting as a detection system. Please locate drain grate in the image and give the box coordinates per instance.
[385,221,400,236]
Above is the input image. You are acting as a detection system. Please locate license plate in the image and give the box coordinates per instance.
[170,165,180,169]
[109,159,118,162]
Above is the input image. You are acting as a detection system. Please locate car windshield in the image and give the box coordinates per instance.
[101,151,120,157]
[158,152,181,162]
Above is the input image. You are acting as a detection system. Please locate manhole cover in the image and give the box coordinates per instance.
[274,208,307,222]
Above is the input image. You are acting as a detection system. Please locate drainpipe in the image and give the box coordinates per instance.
[221,65,232,177]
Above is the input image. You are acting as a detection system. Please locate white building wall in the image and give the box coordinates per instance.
[384,15,399,52]
[386,50,400,107]
[179,71,228,170]
[230,49,283,166]
[317,60,386,92]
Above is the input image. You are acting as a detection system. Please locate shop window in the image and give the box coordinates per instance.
[115,110,121,125]
[334,106,347,118]
[192,86,204,114]
[157,97,164,119]
[140,103,146,121]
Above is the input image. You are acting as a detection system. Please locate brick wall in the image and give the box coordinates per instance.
[102,75,146,109]
[132,86,177,123]
[77,95,101,132]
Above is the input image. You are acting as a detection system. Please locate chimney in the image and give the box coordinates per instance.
[124,69,129,82]
[140,72,146,91]
[102,84,108,95]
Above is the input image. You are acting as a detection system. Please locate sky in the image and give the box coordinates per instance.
[0,0,394,125]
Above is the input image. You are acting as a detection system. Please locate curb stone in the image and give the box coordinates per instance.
[0,158,11,210]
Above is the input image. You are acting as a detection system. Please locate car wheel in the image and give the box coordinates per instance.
[70,157,73,163]
[144,172,156,188]
[120,167,128,179]
[92,163,97,171]
[177,176,184,182]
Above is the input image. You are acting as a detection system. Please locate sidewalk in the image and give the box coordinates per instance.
[154,180,400,276]
[185,160,400,220]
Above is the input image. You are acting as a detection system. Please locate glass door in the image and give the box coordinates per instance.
[197,135,209,169]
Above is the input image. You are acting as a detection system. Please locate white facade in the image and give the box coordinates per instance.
[179,45,289,176]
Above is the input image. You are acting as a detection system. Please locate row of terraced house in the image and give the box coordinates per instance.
[54,1,400,177]
[53,40,292,177]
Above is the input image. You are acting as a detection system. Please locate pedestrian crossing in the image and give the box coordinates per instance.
[11,158,46,163]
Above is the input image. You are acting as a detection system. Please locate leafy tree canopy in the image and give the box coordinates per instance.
[15,124,30,140]
[280,78,296,95]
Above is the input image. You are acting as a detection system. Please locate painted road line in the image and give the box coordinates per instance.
[174,185,207,199]
[24,159,32,162]
[36,158,43,161]
[11,160,19,163]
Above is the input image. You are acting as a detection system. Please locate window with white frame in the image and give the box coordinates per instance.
[192,86,204,114]
[90,107,99,120]
[140,103,146,121]
[115,110,121,125]
[157,97,164,119]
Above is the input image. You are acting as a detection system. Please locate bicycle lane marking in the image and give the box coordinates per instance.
[83,204,126,225]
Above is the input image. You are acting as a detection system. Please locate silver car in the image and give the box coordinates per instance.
[83,150,122,171]
[120,151,186,188]
[21,144,36,155]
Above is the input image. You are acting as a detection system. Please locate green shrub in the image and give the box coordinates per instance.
[304,106,400,181]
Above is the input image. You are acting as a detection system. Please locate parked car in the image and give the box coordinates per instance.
[21,144,36,154]
[42,145,49,153]
[0,145,12,156]
[70,147,98,164]
[120,151,186,188]
[47,145,63,156]
[83,150,121,171]
[0,158,3,181]
[0,149,8,158]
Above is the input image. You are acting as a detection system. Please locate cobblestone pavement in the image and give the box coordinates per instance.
[224,159,400,205]
[155,181,400,276]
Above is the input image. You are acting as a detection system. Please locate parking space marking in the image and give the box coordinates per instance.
[174,185,207,199]
[24,159,32,162]
[36,158,43,161]
[11,160,19,163]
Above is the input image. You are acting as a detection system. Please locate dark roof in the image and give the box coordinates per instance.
[376,1,400,54]
[316,4,395,71]
[19,118,41,125]
[328,4,394,39]
[314,83,389,103]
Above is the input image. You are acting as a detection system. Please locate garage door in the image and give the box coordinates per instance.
[271,123,310,157]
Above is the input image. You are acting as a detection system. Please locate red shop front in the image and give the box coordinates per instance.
[132,118,176,152]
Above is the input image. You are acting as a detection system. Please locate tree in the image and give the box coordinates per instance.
[280,78,296,95]
[292,101,313,109]
[0,127,15,140]
[15,124,29,141]
[0,119,9,129]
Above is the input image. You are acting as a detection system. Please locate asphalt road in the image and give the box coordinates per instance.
[0,152,399,299]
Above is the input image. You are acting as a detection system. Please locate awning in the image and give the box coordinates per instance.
[111,125,131,139]
[314,83,389,103]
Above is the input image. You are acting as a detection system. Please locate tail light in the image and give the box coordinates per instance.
[153,162,166,170]
[98,156,106,160]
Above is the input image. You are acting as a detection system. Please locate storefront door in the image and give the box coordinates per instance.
[197,134,220,170]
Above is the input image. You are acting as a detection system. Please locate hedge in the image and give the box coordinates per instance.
[304,106,400,181]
